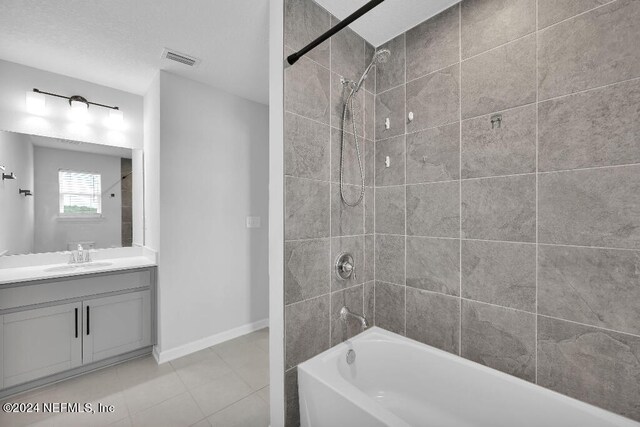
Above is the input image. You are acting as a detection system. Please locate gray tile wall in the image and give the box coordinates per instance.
[284,0,640,424]
[283,0,376,424]
[371,0,640,422]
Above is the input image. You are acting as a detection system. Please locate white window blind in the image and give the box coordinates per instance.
[59,170,102,215]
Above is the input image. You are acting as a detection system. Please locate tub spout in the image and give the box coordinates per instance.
[340,306,369,331]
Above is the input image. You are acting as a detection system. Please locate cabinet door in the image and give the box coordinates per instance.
[82,290,151,364]
[2,303,82,388]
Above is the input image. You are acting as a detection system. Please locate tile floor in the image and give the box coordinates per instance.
[0,328,270,427]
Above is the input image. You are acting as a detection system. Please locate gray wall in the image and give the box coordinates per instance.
[284,0,640,424]
[371,0,640,422]
[282,0,376,423]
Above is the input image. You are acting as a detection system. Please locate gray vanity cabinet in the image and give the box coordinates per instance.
[82,290,151,364]
[0,266,156,397]
[2,302,83,388]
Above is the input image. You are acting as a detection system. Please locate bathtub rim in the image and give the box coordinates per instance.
[297,326,640,426]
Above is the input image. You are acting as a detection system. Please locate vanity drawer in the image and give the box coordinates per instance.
[0,270,151,311]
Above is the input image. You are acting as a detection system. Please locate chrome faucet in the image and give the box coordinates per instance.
[340,306,369,331]
[69,244,92,264]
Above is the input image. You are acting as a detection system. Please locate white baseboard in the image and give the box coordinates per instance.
[153,318,269,364]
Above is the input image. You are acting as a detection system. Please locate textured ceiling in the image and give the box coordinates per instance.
[0,0,269,104]
[315,0,460,46]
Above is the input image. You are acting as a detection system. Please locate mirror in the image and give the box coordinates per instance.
[0,130,138,255]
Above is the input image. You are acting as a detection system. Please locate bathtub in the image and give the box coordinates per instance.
[298,327,639,427]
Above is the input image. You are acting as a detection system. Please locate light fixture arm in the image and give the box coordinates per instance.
[32,88,119,111]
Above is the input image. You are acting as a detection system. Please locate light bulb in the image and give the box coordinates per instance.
[26,91,45,114]
[106,109,124,128]
[69,99,89,121]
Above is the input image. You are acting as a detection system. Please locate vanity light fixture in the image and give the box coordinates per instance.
[28,89,123,123]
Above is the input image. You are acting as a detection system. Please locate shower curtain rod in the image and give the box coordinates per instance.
[286,0,385,65]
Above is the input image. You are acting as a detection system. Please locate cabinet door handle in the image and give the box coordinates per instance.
[75,308,78,338]
[86,306,90,335]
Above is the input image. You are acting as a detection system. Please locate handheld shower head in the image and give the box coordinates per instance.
[374,48,391,64]
[352,48,392,93]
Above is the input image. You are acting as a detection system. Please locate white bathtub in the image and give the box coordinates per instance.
[298,327,639,427]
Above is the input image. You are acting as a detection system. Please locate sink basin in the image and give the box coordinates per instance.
[81,262,113,269]
[43,265,79,273]
[43,262,113,273]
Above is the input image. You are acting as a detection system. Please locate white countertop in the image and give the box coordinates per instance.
[0,247,157,285]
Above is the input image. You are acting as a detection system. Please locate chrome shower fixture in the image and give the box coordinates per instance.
[339,48,391,207]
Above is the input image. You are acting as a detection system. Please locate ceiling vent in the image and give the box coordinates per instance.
[161,48,201,67]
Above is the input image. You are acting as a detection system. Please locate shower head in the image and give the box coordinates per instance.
[352,48,392,93]
[374,48,391,64]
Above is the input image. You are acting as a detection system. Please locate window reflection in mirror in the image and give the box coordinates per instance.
[0,130,135,255]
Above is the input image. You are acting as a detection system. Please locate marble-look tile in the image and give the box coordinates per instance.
[284,0,330,68]
[538,0,640,100]
[364,139,375,187]
[538,165,640,249]
[364,234,374,282]
[375,234,405,285]
[461,175,536,242]
[406,64,460,133]
[461,300,536,381]
[331,183,364,237]
[331,235,365,291]
[375,85,405,140]
[539,245,640,335]
[406,123,460,184]
[406,287,460,354]
[406,237,460,296]
[365,187,374,235]
[285,52,330,125]
[207,393,269,427]
[285,295,330,369]
[132,392,204,427]
[539,79,640,172]
[461,240,536,311]
[374,186,405,235]
[331,128,368,186]
[461,0,536,59]
[171,350,232,390]
[406,181,460,238]
[462,35,536,119]
[284,238,330,305]
[331,24,365,82]
[285,177,330,240]
[375,135,405,186]
[376,33,406,94]
[374,281,406,335]
[364,281,375,324]
[190,372,253,417]
[461,105,536,178]
[365,90,375,140]
[406,4,460,80]
[331,72,365,137]
[284,112,330,181]
[538,0,610,29]
[537,317,640,421]
[285,368,299,427]
[331,285,365,345]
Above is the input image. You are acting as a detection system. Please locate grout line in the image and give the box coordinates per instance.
[461,30,536,63]
[537,313,640,339]
[458,2,463,357]
[404,30,408,337]
[328,32,333,348]
[539,75,640,104]
[535,0,540,385]
[536,0,618,32]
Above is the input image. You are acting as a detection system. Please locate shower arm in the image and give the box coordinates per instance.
[287,0,385,65]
